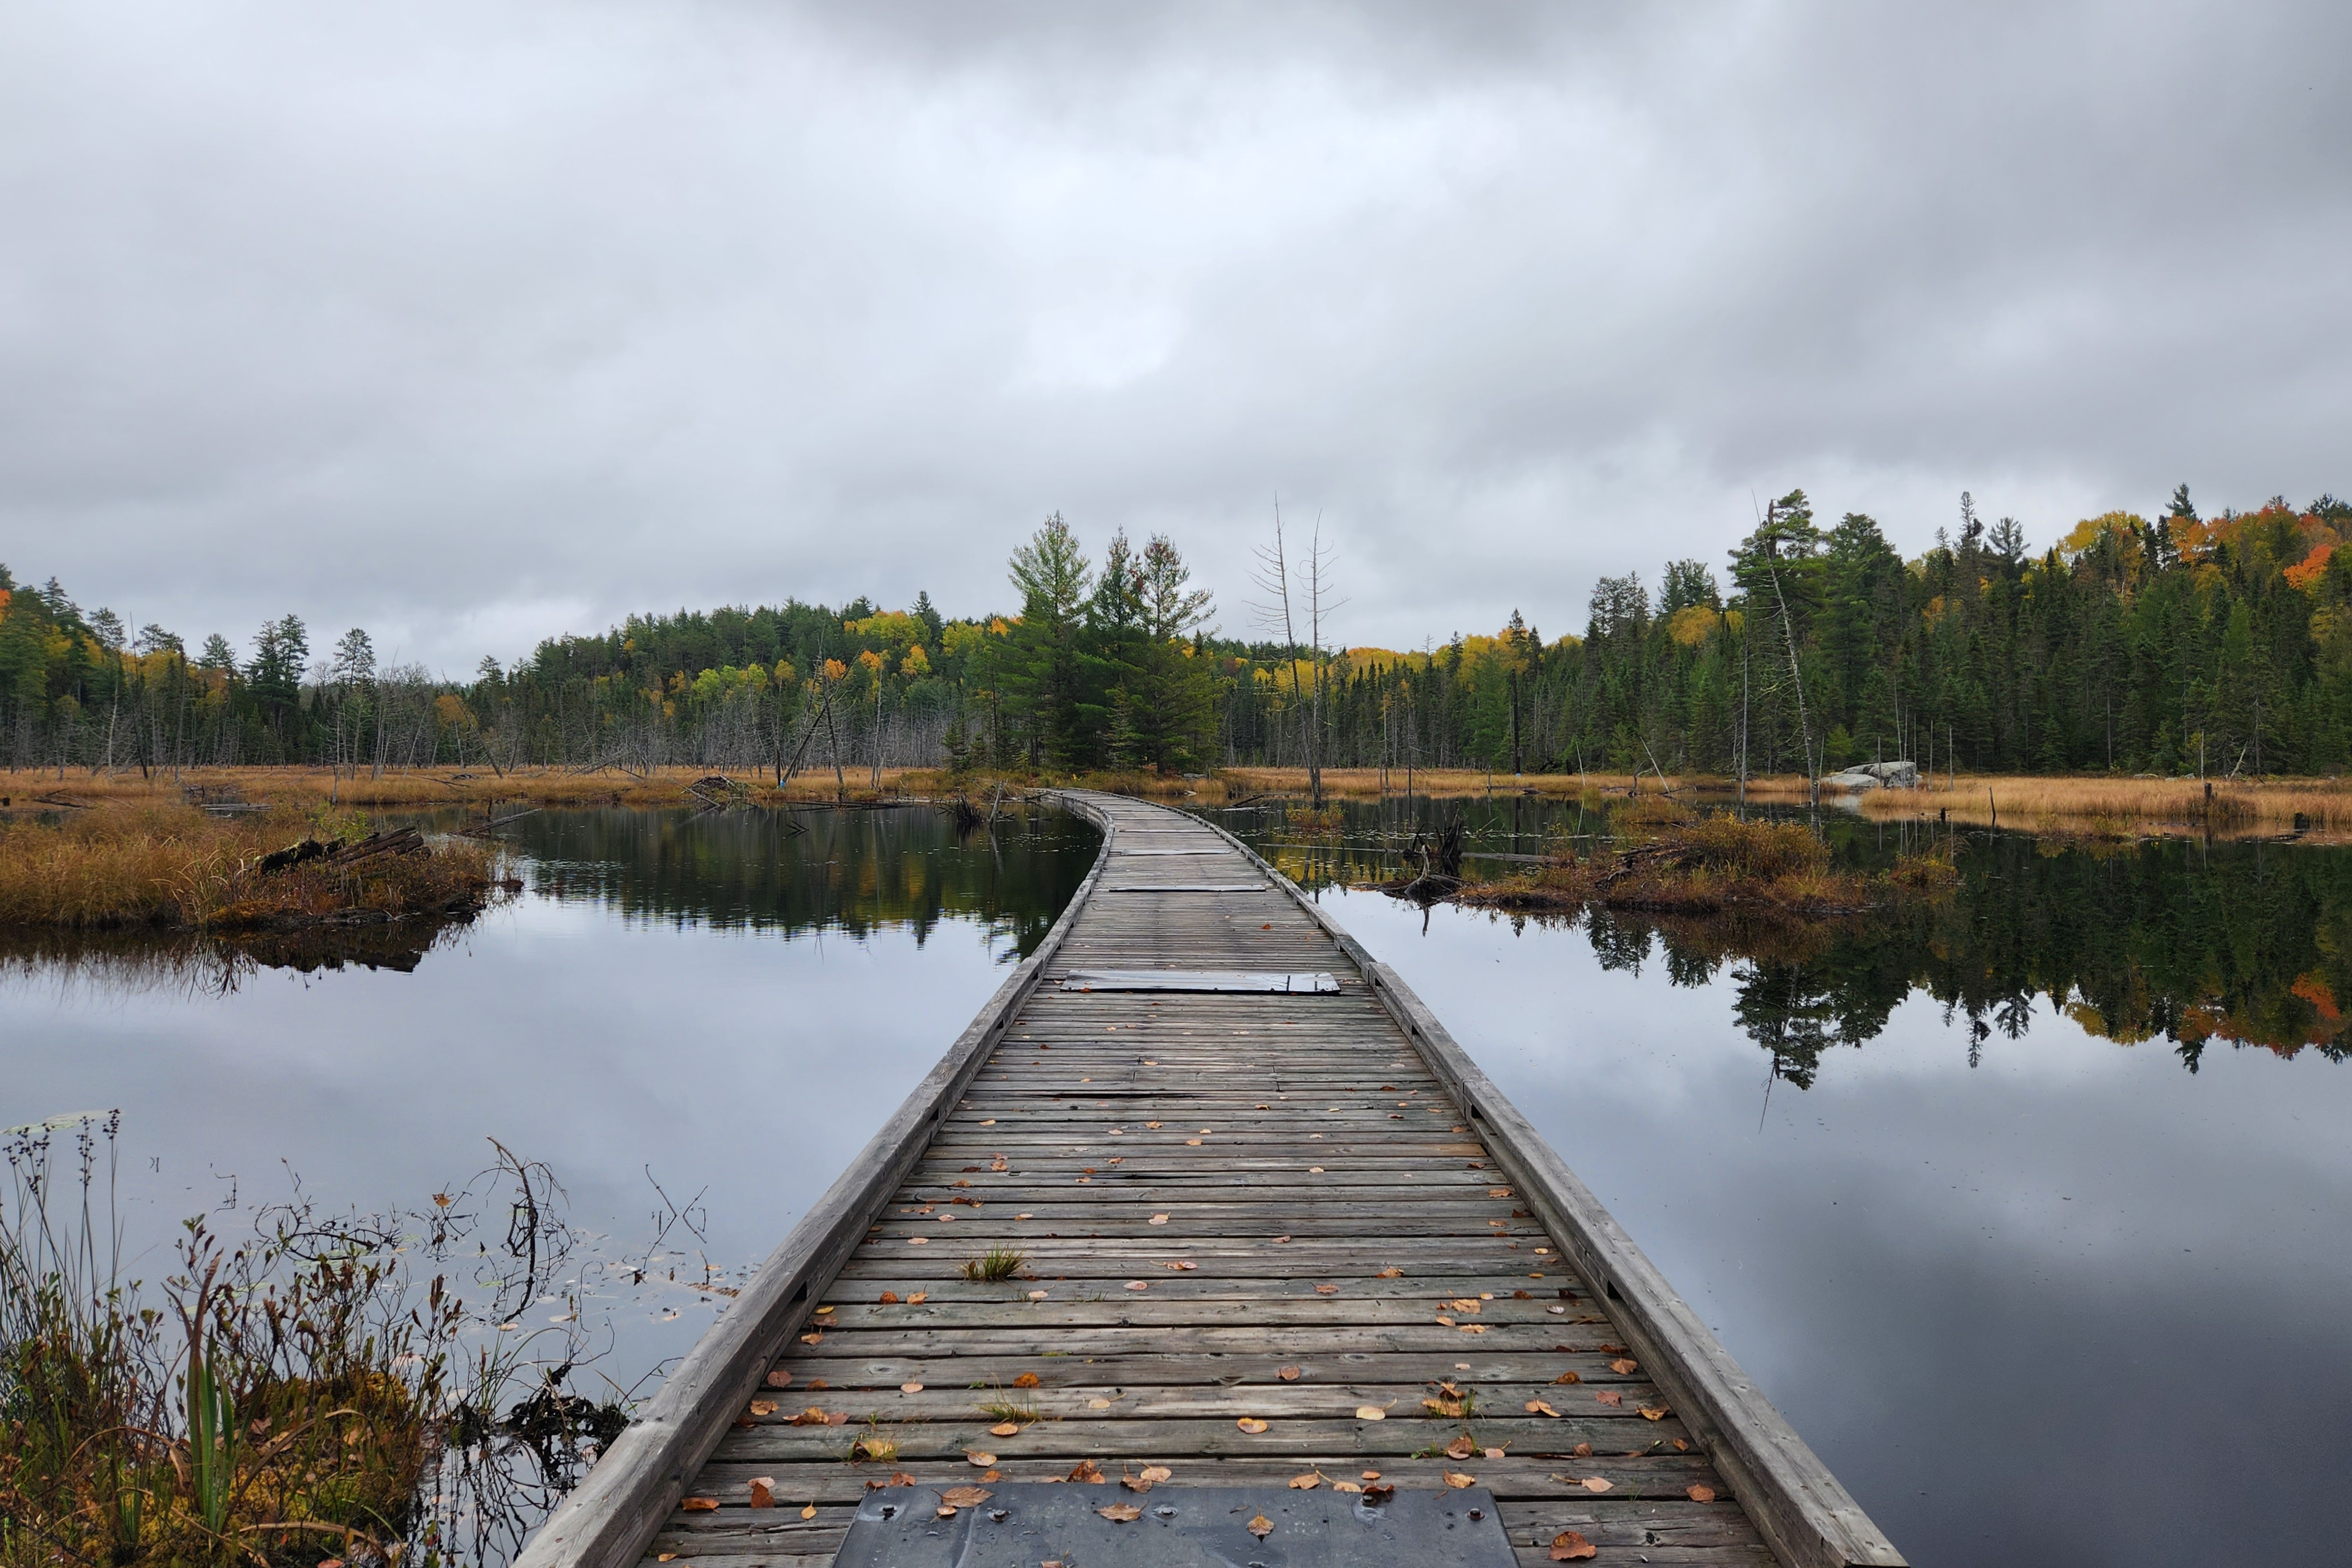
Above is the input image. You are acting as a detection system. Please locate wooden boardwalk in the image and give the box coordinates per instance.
[521,792,1901,1568]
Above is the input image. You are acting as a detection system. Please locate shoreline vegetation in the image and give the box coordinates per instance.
[0,800,503,930]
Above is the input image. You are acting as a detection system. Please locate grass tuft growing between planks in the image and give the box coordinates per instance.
[960,1247,1028,1283]
[0,803,497,929]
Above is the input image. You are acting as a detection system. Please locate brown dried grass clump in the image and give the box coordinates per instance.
[0,803,494,929]
[1454,812,1889,918]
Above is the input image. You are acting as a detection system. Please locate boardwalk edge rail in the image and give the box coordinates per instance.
[512,795,1121,1568]
[1193,807,1906,1568]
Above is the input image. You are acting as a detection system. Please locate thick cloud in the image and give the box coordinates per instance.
[4,1,2347,669]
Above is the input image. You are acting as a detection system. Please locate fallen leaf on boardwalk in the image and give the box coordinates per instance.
[990,1421,1021,1436]
[1333,1480,1362,1493]
[1260,923,1273,930]
[1290,1472,1321,1489]
[765,1370,792,1388]
[1375,1267,1403,1278]
[1247,1514,1274,1538]
[1364,1482,1396,1502]
[1688,1484,1717,1502]
[1148,1214,1170,1226]
[851,1434,895,1460]
[1014,1373,1041,1388]
[1489,1187,1514,1199]
[1639,1406,1670,1420]
[1236,1417,1269,1433]
[748,1477,775,1508]
[888,1472,917,1487]
[798,1332,822,1345]
[1313,1283,1339,1296]
[1185,1138,1204,1146]
[907,1292,928,1304]
[1595,1390,1623,1407]
[1272,1234,1291,1243]
[1162,1261,1196,1270]
[800,1502,818,1519]
[1674,1439,1690,1452]
[1361,1469,1383,1480]
[1088,1398,1113,1409]
[906,1237,927,1246]
[1030,1289,1051,1298]
[940,1485,991,1507]
[807,1378,828,1390]
[1609,1358,1638,1375]
[1068,1458,1105,1482]
[749,1400,778,1417]
[1514,1289,1533,1299]
[1445,1435,1476,1460]
[1355,1405,1386,1420]
[1525,1400,1561,1417]
[1098,1503,1143,1523]
[1457,1324,1487,1334]
[1551,1371,1581,1384]
[1435,1315,1456,1327]
[1582,1477,1613,1493]
[1146,1120,1163,1128]
[681,1497,719,1512]
[657,1556,676,1562]
[1308,1166,1324,1174]
[1572,1442,1592,1458]
[983,1470,1002,1481]
[877,1291,900,1304]
[900,1382,924,1394]
[1124,1281,1149,1292]
[1277,1365,1302,1381]
[936,1505,958,1518]
[1442,1471,1476,1489]
[1550,1529,1598,1561]
[1424,1396,1463,1417]
[965,1451,997,1466]
[786,1406,834,1426]
[979,1118,996,1125]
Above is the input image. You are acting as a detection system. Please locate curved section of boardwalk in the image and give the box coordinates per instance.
[531,792,1896,1568]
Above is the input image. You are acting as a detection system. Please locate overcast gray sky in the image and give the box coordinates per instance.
[5,2,2347,672]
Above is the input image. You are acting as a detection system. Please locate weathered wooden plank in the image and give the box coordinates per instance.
[530,790,1886,1568]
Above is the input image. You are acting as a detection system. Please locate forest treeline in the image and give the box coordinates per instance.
[7,483,2350,780]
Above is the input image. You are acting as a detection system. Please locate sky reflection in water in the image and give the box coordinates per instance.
[1221,796,2352,1567]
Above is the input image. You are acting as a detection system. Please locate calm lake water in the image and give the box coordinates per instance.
[7,796,2349,1566]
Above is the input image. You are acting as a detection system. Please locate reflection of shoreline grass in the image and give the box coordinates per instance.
[0,803,497,929]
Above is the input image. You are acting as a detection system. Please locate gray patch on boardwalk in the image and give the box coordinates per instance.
[1061,969,1340,994]
[835,1482,1515,1567]
[1100,882,1268,892]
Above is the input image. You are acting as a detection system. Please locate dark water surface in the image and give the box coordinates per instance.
[10,797,2350,1565]
[1210,795,2352,1568]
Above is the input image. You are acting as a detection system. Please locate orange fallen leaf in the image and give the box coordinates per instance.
[1148,1214,1170,1226]
[1332,1480,1362,1493]
[1290,1471,1321,1489]
[888,1472,917,1487]
[798,1332,823,1345]
[900,1382,924,1394]
[1124,1281,1150,1292]
[1067,1458,1105,1483]
[1551,1371,1580,1385]
[907,1292,928,1304]
[1162,1261,1197,1270]
[786,1406,835,1426]
[1375,1267,1403,1278]
[680,1497,719,1512]
[1594,1390,1623,1407]
[1314,1283,1339,1296]
[1550,1529,1598,1561]
[990,1421,1020,1436]
[765,1370,792,1388]
[1435,1315,1456,1327]
[1639,1406,1670,1420]
[1525,1399,1561,1417]
[1354,1405,1386,1420]
[748,1477,775,1508]
[748,1400,778,1417]
[877,1291,900,1304]
[1572,1442,1593,1458]
[1247,1513,1274,1538]
[906,1237,926,1246]
[807,1378,828,1390]
[1014,1373,1041,1388]
[1098,1503,1143,1523]
[1185,1138,1203,1146]
[940,1485,991,1507]
[1277,1365,1302,1381]
[800,1501,817,1519]
[1609,1358,1638,1375]
[1442,1471,1476,1489]
[965,1451,996,1466]
[1582,1476,1613,1493]
[1688,1484,1717,1502]
[1236,1417,1269,1434]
